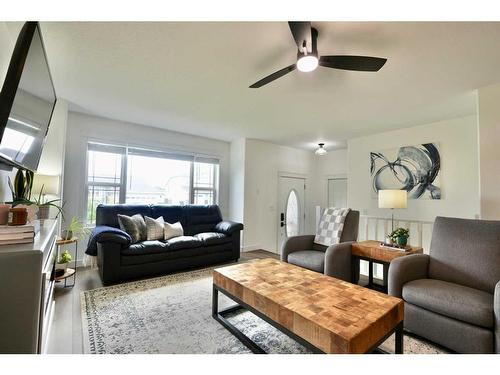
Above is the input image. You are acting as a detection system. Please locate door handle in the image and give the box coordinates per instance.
[280,213,285,221]
[280,222,284,227]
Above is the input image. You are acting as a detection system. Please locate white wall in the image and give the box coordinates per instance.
[348,115,480,222]
[63,111,231,228]
[313,149,349,209]
[241,139,317,253]
[477,83,500,220]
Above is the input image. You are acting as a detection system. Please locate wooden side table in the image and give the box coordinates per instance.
[352,240,423,293]
[54,238,78,288]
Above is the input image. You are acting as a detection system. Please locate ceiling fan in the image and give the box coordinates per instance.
[249,22,387,88]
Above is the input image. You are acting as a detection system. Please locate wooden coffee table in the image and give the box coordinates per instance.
[212,258,404,354]
[352,240,424,292]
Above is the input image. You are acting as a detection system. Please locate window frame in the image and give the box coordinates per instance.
[84,141,220,225]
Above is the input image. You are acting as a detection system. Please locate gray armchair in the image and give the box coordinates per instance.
[388,216,500,353]
[281,210,359,282]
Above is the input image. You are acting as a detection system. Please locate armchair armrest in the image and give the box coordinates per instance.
[388,254,430,298]
[281,235,315,262]
[495,281,500,353]
[86,225,131,256]
[214,221,244,236]
[324,241,353,282]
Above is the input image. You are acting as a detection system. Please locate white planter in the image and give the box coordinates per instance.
[55,262,68,271]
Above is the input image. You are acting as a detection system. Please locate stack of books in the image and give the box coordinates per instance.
[0,223,37,245]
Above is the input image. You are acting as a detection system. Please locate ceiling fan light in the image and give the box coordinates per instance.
[315,143,327,156]
[297,55,318,72]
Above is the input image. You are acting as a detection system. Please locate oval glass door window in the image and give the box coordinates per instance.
[286,189,300,237]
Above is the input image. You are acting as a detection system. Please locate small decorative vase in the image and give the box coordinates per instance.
[38,206,50,221]
[396,236,408,247]
[61,230,73,241]
[0,204,11,225]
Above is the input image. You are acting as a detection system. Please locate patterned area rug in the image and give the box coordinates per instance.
[81,267,446,354]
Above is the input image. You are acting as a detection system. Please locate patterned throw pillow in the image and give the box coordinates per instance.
[164,221,184,240]
[314,207,350,247]
[117,214,147,243]
[145,216,165,241]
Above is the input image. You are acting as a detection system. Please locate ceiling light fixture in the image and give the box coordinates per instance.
[297,54,318,72]
[315,143,327,156]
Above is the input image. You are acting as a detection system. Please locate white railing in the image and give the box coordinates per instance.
[359,216,434,255]
[315,207,434,279]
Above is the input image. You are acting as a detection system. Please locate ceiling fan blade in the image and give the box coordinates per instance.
[319,55,387,72]
[288,21,312,53]
[249,64,296,88]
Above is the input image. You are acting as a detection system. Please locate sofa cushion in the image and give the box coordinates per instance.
[121,240,168,256]
[150,205,186,228]
[195,232,232,246]
[287,250,325,273]
[183,205,223,235]
[164,221,184,240]
[117,214,147,243]
[166,235,202,250]
[144,216,165,241]
[403,278,494,328]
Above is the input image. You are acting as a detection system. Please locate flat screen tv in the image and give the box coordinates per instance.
[0,21,56,172]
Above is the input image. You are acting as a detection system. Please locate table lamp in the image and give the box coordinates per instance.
[32,174,60,200]
[378,189,407,232]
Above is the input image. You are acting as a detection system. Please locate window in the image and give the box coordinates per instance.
[193,161,218,205]
[285,189,299,237]
[85,142,219,224]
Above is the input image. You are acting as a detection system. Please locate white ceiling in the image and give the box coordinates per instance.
[31,22,500,150]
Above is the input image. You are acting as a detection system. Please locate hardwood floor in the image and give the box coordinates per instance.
[46,249,279,354]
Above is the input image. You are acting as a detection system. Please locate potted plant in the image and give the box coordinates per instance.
[30,184,64,221]
[389,227,410,247]
[56,250,72,271]
[8,170,64,222]
[62,216,90,241]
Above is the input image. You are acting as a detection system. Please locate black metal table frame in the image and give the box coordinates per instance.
[55,240,78,288]
[212,283,403,354]
[352,256,390,293]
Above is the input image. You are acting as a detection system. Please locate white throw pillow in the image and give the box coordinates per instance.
[164,221,184,240]
[144,216,165,241]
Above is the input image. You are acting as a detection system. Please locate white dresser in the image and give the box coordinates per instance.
[0,220,58,353]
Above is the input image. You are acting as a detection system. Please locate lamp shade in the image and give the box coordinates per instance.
[32,174,60,196]
[378,189,407,209]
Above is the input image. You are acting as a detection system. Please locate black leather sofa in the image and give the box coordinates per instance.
[90,204,243,284]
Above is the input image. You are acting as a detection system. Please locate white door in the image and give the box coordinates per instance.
[278,176,306,254]
[327,178,347,208]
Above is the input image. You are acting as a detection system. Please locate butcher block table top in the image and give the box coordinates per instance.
[213,258,404,353]
[352,240,424,264]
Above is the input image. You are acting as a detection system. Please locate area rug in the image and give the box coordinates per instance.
[81,266,446,354]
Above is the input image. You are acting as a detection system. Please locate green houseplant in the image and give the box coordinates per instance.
[8,169,34,205]
[30,184,65,220]
[8,170,64,220]
[62,216,90,241]
[389,227,410,247]
[56,250,72,271]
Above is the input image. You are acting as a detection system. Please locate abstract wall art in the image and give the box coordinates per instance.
[370,143,441,199]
